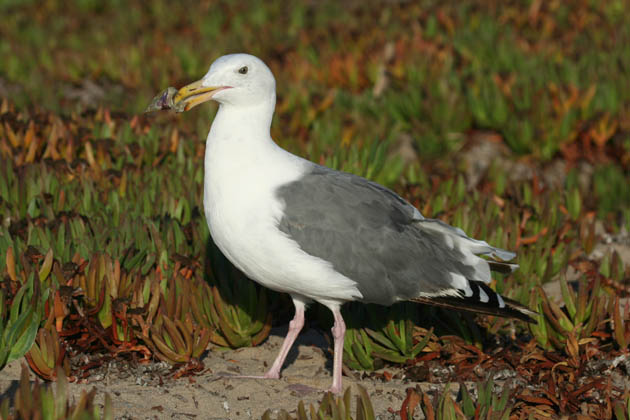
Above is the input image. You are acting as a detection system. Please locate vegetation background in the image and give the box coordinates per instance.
[0,0,629,418]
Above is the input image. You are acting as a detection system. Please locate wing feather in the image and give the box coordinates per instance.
[276,165,519,308]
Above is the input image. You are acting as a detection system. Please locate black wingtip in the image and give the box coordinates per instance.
[411,281,538,324]
[412,296,537,323]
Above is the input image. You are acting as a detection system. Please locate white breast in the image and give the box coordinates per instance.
[203,130,362,305]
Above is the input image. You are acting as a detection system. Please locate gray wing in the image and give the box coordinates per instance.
[275,165,514,306]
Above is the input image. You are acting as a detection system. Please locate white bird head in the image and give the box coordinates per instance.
[174,53,276,111]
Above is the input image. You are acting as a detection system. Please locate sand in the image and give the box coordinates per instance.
[0,326,446,419]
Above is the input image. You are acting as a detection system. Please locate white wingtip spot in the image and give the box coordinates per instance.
[478,287,490,303]
[496,293,505,308]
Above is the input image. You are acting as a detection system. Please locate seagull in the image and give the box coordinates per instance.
[168,53,536,394]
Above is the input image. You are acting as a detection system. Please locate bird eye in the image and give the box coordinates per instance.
[238,66,248,74]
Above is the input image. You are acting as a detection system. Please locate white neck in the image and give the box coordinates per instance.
[202,90,308,227]
[208,94,276,147]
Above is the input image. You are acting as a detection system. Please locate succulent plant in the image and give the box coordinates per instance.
[458,378,512,420]
[364,303,433,364]
[24,325,70,381]
[206,280,272,348]
[129,270,161,338]
[192,243,272,348]
[77,253,146,344]
[78,254,108,321]
[343,327,380,371]
[0,274,43,371]
[410,379,511,420]
[613,392,630,420]
[342,303,433,371]
[159,271,189,323]
[189,275,234,347]
[0,364,112,420]
[608,296,629,351]
[417,384,461,420]
[117,262,205,364]
[262,385,375,420]
[147,312,210,365]
[530,275,606,351]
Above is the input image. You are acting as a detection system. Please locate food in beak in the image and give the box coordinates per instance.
[144,87,187,113]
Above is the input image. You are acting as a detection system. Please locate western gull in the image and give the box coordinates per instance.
[162,53,536,394]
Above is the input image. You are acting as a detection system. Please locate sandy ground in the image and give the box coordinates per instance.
[0,326,446,419]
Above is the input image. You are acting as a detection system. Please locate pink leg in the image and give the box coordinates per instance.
[221,298,305,380]
[329,307,346,394]
[262,298,306,378]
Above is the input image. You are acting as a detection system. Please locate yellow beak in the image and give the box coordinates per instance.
[173,79,227,111]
